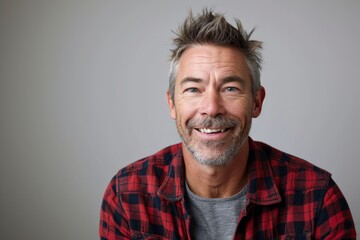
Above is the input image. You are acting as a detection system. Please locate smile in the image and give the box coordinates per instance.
[196,128,229,134]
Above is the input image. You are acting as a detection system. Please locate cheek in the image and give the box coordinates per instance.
[174,100,197,121]
[176,108,192,127]
[226,100,252,116]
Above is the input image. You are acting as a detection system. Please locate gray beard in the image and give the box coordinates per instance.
[183,134,246,167]
[177,115,251,167]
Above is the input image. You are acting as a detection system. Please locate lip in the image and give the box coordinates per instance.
[193,127,232,141]
[198,128,227,133]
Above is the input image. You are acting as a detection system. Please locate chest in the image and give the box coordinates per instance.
[121,193,315,239]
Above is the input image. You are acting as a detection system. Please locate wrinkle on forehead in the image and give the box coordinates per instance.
[177,45,251,83]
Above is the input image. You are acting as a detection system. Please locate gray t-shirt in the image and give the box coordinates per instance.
[185,183,248,240]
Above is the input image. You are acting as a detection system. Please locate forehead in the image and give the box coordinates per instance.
[177,45,251,82]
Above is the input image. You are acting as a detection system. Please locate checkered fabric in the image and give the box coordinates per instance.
[99,138,356,239]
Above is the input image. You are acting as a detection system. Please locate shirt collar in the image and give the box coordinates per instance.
[157,139,282,205]
[157,145,186,201]
[247,138,282,205]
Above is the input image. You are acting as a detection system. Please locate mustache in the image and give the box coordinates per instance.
[187,116,239,130]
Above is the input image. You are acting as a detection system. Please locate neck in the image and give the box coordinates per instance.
[183,139,249,198]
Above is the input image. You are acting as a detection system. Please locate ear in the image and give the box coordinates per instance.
[252,86,266,118]
[167,91,176,119]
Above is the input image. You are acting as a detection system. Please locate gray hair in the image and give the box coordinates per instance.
[169,9,263,101]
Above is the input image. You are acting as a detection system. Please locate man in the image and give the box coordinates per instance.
[99,9,356,239]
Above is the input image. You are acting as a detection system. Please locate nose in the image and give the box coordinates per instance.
[199,90,226,117]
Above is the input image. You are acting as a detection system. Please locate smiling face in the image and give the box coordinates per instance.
[167,45,265,167]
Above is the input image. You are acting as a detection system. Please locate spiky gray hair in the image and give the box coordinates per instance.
[169,9,263,101]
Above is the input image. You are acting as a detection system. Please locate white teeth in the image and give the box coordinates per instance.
[198,128,226,133]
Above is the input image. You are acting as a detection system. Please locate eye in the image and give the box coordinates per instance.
[224,86,239,92]
[184,87,199,93]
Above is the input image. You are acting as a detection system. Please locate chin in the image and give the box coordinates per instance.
[188,144,237,167]
[197,157,232,167]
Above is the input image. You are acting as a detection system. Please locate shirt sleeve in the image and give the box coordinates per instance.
[99,176,131,240]
[315,177,356,239]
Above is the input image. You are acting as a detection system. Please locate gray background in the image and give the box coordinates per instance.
[1,0,359,239]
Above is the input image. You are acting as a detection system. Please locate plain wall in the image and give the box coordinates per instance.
[1,0,359,239]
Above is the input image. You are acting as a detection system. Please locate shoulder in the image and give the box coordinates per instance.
[113,143,182,193]
[249,140,356,238]
[118,143,182,175]
[252,140,331,190]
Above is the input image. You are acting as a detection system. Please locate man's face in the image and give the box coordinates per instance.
[167,45,264,166]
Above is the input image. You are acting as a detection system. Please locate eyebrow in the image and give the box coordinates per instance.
[179,75,247,87]
[179,77,203,87]
[222,75,247,86]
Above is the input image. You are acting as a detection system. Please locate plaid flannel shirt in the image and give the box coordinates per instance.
[99,138,356,239]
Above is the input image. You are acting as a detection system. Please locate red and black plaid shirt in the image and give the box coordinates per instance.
[99,138,356,239]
